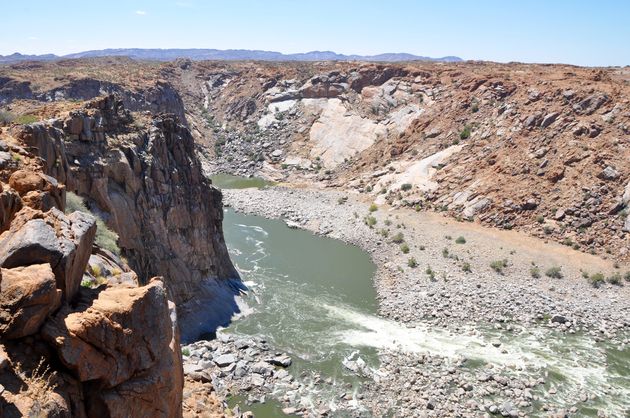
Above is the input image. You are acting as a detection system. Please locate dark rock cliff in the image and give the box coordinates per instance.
[16,95,241,340]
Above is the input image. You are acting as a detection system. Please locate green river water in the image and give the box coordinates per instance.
[212,175,630,417]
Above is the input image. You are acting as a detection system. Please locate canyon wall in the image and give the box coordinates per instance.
[0,93,239,415]
[172,60,630,261]
[0,115,183,417]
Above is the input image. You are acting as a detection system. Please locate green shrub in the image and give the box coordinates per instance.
[66,192,120,255]
[400,243,410,254]
[490,259,508,274]
[400,183,412,191]
[442,248,449,258]
[14,114,38,125]
[365,215,377,228]
[625,271,630,282]
[407,257,418,268]
[459,126,471,140]
[589,272,605,288]
[182,348,190,357]
[530,266,541,278]
[536,215,545,224]
[462,262,471,273]
[369,203,378,212]
[607,273,623,286]
[391,232,404,244]
[337,196,348,205]
[455,236,466,244]
[545,266,563,279]
[0,110,15,124]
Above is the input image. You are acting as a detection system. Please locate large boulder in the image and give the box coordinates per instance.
[43,279,183,418]
[0,208,96,301]
[0,263,61,339]
[8,170,65,212]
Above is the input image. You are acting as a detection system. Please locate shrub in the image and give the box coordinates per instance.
[442,248,449,258]
[365,215,377,228]
[369,203,378,212]
[14,114,38,125]
[545,266,563,279]
[455,236,466,244]
[625,271,630,282]
[400,243,410,254]
[400,183,412,191]
[607,273,623,286]
[338,196,348,205]
[89,264,102,277]
[536,215,545,224]
[459,126,471,140]
[182,348,190,357]
[407,257,418,268]
[66,192,120,255]
[471,102,479,113]
[490,259,508,274]
[530,266,541,278]
[462,262,471,273]
[589,272,605,288]
[391,232,404,244]
[0,110,15,124]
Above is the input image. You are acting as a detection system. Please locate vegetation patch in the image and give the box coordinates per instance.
[589,272,606,288]
[545,266,563,279]
[66,192,121,255]
[490,259,508,274]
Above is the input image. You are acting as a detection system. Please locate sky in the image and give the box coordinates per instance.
[0,0,628,66]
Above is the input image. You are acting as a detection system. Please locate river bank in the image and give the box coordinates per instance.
[220,185,630,417]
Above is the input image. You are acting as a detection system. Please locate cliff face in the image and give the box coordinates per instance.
[14,95,240,341]
[168,60,630,261]
[0,114,183,417]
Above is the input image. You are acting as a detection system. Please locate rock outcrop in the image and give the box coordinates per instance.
[0,99,193,417]
[14,95,240,340]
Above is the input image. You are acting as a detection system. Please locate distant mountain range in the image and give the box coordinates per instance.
[0,49,462,63]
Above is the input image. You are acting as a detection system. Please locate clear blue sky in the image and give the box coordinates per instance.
[1,0,628,66]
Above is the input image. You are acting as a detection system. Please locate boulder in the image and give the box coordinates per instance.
[0,208,96,301]
[0,263,61,339]
[43,279,182,418]
[540,112,559,128]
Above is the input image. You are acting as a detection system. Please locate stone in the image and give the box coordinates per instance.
[214,353,237,367]
[267,354,292,367]
[551,315,567,324]
[598,166,619,180]
[251,361,274,376]
[42,279,183,418]
[540,112,559,128]
[0,263,61,339]
[0,208,96,301]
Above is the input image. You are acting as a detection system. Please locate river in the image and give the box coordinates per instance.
[211,175,630,417]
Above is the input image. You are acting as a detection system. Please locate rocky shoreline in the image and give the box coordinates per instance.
[216,185,629,417]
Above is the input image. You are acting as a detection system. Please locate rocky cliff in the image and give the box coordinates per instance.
[169,60,630,262]
[0,120,183,417]
[0,93,239,416]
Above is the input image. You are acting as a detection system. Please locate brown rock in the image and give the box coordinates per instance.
[8,170,65,211]
[43,279,182,418]
[0,264,61,339]
[0,208,96,301]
